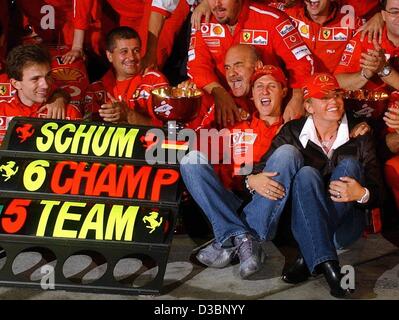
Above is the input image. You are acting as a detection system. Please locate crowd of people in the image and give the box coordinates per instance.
[0,0,399,298]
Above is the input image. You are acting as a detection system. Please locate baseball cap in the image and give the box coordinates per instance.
[251,65,288,87]
[303,73,343,100]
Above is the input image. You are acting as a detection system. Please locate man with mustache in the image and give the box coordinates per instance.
[187,0,313,128]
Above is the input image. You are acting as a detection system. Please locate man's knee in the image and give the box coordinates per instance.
[336,158,362,174]
[180,151,209,177]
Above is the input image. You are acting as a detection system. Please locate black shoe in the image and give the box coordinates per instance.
[319,260,352,298]
[281,255,311,284]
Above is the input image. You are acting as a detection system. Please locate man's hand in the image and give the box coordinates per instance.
[38,92,68,119]
[191,0,211,31]
[358,12,384,44]
[247,172,286,200]
[329,177,366,203]
[283,88,305,122]
[384,106,399,133]
[211,86,241,128]
[360,39,386,77]
[62,47,84,65]
[98,93,128,123]
[350,122,371,138]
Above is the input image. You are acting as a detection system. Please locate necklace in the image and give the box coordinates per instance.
[316,130,337,153]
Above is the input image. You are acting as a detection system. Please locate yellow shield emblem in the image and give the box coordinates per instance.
[243,32,251,42]
[322,29,331,39]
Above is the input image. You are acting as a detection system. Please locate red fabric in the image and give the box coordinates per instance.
[303,73,340,99]
[0,95,82,119]
[217,115,283,190]
[17,0,75,46]
[385,155,399,213]
[251,65,288,87]
[48,45,90,112]
[84,68,168,125]
[285,2,362,73]
[334,27,399,92]
[187,1,313,89]
[0,73,15,102]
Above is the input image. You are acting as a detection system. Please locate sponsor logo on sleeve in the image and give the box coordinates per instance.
[339,53,353,66]
[276,19,295,37]
[298,20,310,39]
[201,23,225,37]
[188,49,196,62]
[210,24,225,37]
[344,40,356,53]
[204,39,221,47]
[189,37,196,50]
[283,32,304,49]
[291,45,311,60]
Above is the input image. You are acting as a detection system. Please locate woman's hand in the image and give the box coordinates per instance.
[248,172,286,200]
[329,177,367,203]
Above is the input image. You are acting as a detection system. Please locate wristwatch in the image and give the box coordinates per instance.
[357,188,370,204]
[378,64,392,78]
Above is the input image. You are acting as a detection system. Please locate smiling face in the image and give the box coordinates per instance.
[11,63,52,106]
[252,74,286,121]
[382,0,399,41]
[304,0,331,17]
[305,92,345,124]
[224,45,258,97]
[208,0,242,25]
[106,37,141,81]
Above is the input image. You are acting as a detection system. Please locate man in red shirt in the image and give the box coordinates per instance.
[334,0,399,117]
[188,0,313,127]
[281,0,362,73]
[84,27,169,125]
[0,44,82,144]
[180,64,287,279]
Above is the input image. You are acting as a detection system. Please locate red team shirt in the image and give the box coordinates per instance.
[0,94,82,145]
[284,2,362,73]
[335,27,399,91]
[84,69,168,125]
[217,114,283,190]
[187,1,313,89]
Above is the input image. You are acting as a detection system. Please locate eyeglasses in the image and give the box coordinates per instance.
[384,9,399,17]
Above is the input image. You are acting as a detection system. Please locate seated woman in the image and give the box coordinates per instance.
[247,73,383,297]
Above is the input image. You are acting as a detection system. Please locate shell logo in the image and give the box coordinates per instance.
[213,25,223,35]
[51,68,85,82]
[300,25,309,35]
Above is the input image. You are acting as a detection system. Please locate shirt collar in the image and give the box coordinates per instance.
[299,114,349,156]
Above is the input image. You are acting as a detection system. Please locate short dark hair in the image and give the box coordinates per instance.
[380,0,387,9]
[6,44,51,80]
[106,26,141,52]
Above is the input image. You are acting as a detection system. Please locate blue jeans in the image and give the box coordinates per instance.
[180,145,304,245]
[291,158,366,273]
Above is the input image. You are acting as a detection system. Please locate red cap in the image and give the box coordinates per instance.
[303,73,342,99]
[251,65,288,87]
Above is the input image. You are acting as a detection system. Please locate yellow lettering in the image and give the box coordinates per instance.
[36,200,60,237]
[78,204,104,240]
[36,122,58,152]
[109,128,139,158]
[92,126,116,156]
[105,205,139,241]
[54,123,76,153]
[23,160,50,191]
[53,202,85,238]
[71,125,97,154]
